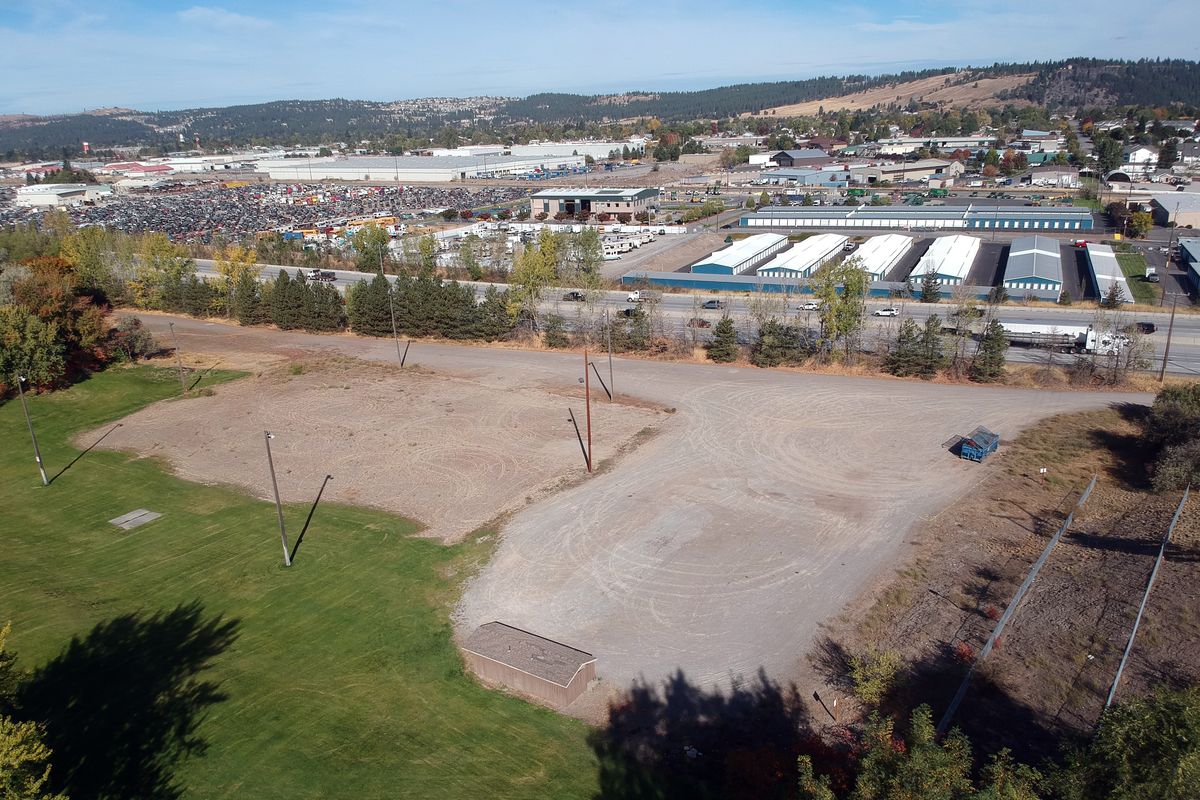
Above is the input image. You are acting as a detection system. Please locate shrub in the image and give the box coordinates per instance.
[542,314,569,349]
[108,317,159,363]
[851,649,902,707]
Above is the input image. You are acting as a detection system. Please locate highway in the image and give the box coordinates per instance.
[192,259,1200,374]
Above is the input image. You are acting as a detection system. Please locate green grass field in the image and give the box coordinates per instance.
[0,367,596,799]
[1115,252,1160,304]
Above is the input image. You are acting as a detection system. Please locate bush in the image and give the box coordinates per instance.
[108,317,159,363]
[1151,438,1200,492]
[707,316,739,363]
[850,649,902,706]
[542,314,569,349]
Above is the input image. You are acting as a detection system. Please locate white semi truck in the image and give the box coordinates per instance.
[1000,323,1123,355]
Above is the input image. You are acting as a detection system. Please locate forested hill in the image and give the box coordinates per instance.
[3,58,1199,157]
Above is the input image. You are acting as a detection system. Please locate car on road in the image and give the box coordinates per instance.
[798,300,820,311]
[872,307,900,317]
[562,291,586,302]
[618,307,640,318]
[1128,321,1158,335]
[307,269,336,282]
[686,318,712,328]
[701,299,725,310]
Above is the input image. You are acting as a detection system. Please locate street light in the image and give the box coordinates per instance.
[263,431,292,567]
[15,375,48,486]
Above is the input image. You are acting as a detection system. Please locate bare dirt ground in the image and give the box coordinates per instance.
[746,73,1036,117]
[88,357,663,542]
[813,406,1200,763]
[125,316,1143,722]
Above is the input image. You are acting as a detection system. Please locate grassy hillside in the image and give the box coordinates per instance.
[0,366,596,800]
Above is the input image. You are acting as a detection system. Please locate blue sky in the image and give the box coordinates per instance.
[1,0,1198,114]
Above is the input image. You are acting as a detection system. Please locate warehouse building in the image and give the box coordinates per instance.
[876,136,996,155]
[1085,243,1136,304]
[260,154,586,182]
[757,234,848,278]
[1150,193,1200,230]
[768,148,830,168]
[740,205,1095,231]
[850,159,965,184]
[1179,239,1200,290]
[14,183,113,207]
[461,622,595,709]
[529,188,658,218]
[691,233,788,275]
[757,167,851,187]
[908,235,980,286]
[1002,236,1064,301]
[850,234,914,281]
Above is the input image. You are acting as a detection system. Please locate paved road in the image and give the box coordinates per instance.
[134,314,1143,709]
[193,259,1200,374]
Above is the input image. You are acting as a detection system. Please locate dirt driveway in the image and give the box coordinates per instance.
[131,316,1142,714]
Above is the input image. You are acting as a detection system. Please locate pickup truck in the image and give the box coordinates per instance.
[307,269,336,282]
[561,291,586,302]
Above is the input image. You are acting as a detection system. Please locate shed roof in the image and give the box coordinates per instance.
[773,148,829,160]
[852,234,914,276]
[1085,243,1136,304]
[694,233,787,270]
[758,233,846,274]
[911,235,980,280]
[1004,235,1063,284]
[462,622,594,687]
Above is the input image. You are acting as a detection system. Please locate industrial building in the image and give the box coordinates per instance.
[14,183,113,207]
[1002,236,1063,301]
[740,205,1095,231]
[1179,239,1200,290]
[461,623,596,709]
[851,234,914,281]
[1150,193,1200,230]
[260,154,586,183]
[768,149,831,168]
[756,167,851,187]
[757,234,848,278]
[908,235,980,286]
[691,233,788,275]
[850,159,964,184]
[875,136,996,155]
[529,188,658,218]
[1085,243,1136,304]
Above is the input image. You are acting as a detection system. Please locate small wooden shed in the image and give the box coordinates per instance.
[461,622,596,709]
[960,426,1000,462]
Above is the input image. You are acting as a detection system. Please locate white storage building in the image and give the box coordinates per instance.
[260,154,586,183]
[14,183,113,207]
[690,233,788,275]
[849,234,913,281]
[1085,244,1135,305]
[907,235,980,286]
[757,234,847,278]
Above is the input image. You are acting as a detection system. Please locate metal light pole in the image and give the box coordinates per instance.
[263,431,292,567]
[15,375,48,486]
[1159,294,1180,382]
[168,322,187,396]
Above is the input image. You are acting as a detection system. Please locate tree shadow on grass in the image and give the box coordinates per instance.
[18,601,239,800]
[589,668,852,800]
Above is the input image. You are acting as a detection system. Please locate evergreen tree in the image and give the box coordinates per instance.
[751,319,803,367]
[853,706,974,800]
[885,318,922,376]
[476,286,513,341]
[347,273,393,336]
[920,269,941,303]
[707,316,739,363]
[232,269,263,326]
[542,314,569,348]
[971,319,1009,382]
[182,275,214,317]
[918,314,947,378]
[308,283,346,332]
[269,270,302,330]
[291,271,317,331]
[1101,281,1126,309]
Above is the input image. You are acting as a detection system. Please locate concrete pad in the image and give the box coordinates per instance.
[109,509,162,530]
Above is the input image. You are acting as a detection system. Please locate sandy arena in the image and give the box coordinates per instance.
[125,316,1144,715]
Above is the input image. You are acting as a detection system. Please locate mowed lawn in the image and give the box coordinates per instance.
[0,366,596,799]
[1116,251,1160,304]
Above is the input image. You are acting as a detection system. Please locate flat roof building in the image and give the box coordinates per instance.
[261,154,586,183]
[691,233,788,275]
[530,187,658,218]
[851,234,914,281]
[740,205,1094,231]
[1150,192,1200,230]
[1003,236,1063,300]
[14,183,113,207]
[757,234,847,278]
[1085,243,1136,304]
[908,235,980,285]
[851,159,965,184]
[461,622,596,709]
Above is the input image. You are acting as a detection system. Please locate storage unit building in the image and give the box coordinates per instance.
[261,154,586,182]
[756,234,847,278]
[691,233,788,275]
[851,234,914,281]
[907,235,980,286]
[740,205,1094,231]
[1002,236,1064,301]
[461,622,596,709]
[1180,239,1200,290]
[1085,243,1136,304]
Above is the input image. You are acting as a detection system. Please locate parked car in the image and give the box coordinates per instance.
[686,318,712,329]
[561,291,586,302]
[872,307,900,317]
[843,241,857,252]
[798,300,820,311]
[701,299,726,310]
[1128,321,1158,335]
[618,307,640,318]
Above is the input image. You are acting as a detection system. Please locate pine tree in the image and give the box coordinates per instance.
[347,273,393,336]
[751,319,802,367]
[269,270,295,329]
[308,283,346,332]
[476,286,513,341]
[1101,281,1126,309]
[885,318,922,376]
[920,268,941,303]
[917,314,947,379]
[232,269,262,326]
[708,316,739,362]
[971,319,1009,382]
[292,271,317,331]
[542,314,569,348]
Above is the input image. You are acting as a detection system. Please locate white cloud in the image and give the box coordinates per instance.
[177,6,273,31]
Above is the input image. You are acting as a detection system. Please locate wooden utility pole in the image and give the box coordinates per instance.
[1159,293,1179,382]
[583,348,593,472]
[15,375,48,486]
[606,309,614,400]
[168,322,187,396]
[264,431,292,567]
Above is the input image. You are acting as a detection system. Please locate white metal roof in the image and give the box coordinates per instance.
[694,233,787,271]
[1085,244,1136,304]
[1004,235,1063,284]
[850,234,913,278]
[910,235,980,280]
[757,234,847,274]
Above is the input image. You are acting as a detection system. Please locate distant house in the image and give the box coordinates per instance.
[1122,145,1159,176]
[1178,142,1200,165]
[768,149,830,168]
[1028,165,1080,189]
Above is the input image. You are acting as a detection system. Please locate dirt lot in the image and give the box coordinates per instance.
[125,315,1143,723]
[88,358,663,542]
[814,406,1200,762]
[747,72,1036,116]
